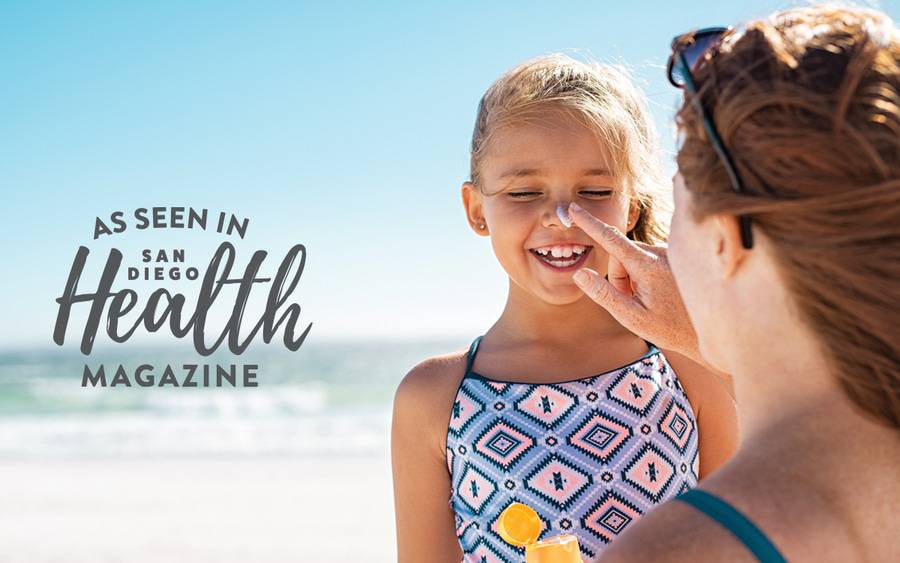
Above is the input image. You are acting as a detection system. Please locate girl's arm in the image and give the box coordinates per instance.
[391,358,464,563]
[665,350,740,478]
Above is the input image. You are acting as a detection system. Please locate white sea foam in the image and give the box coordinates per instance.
[0,409,390,457]
[0,339,462,459]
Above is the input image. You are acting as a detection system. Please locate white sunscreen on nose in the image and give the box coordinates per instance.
[557,202,573,228]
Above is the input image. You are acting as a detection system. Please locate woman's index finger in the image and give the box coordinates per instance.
[568,203,650,269]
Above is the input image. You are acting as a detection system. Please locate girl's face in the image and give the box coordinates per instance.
[464,110,637,305]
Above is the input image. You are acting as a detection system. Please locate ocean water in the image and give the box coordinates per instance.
[0,338,468,458]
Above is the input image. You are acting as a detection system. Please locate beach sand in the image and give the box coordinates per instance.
[0,454,397,562]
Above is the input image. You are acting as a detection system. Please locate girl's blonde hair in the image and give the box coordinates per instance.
[469,53,670,244]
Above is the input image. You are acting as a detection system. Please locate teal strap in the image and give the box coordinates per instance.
[676,489,787,563]
[465,335,484,374]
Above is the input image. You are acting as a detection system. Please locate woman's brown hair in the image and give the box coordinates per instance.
[676,4,900,427]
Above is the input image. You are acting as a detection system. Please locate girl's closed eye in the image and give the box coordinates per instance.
[578,189,614,198]
[506,189,613,200]
[506,190,543,199]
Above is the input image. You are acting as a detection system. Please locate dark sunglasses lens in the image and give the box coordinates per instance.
[672,31,725,86]
[670,58,687,87]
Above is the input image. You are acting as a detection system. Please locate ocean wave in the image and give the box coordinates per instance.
[0,409,391,458]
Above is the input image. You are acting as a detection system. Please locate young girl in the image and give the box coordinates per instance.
[392,54,738,563]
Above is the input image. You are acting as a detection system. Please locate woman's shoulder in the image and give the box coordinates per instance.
[601,463,787,562]
[601,457,864,562]
[598,487,757,562]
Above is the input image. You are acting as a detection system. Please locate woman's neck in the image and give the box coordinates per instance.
[488,278,632,346]
[725,376,900,500]
[726,319,898,460]
[728,320,834,440]
[715,334,900,562]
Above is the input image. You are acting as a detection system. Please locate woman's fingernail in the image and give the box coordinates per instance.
[557,202,573,228]
[569,202,583,214]
[573,269,590,286]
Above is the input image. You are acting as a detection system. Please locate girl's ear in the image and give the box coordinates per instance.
[462,182,489,236]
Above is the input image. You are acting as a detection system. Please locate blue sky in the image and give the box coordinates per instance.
[2,1,897,348]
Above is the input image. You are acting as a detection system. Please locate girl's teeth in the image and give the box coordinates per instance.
[532,247,587,268]
[539,245,584,258]
[548,258,578,267]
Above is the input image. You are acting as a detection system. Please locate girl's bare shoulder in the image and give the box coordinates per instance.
[392,347,471,438]
[662,349,735,405]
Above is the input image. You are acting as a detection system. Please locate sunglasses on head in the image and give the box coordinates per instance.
[667,27,754,249]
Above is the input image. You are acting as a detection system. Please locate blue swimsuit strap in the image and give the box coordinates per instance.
[676,489,787,563]
[465,335,484,374]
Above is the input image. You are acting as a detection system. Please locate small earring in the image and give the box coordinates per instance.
[478,223,485,230]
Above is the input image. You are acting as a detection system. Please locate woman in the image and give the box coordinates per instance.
[570,5,900,561]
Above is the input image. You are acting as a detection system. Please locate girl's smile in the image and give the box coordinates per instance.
[528,242,593,271]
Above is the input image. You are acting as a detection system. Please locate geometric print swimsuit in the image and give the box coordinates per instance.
[446,335,699,562]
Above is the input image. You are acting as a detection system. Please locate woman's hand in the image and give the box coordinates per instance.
[568,202,704,365]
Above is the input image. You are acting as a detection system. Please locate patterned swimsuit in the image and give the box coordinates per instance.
[446,335,699,562]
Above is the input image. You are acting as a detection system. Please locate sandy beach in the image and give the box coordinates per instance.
[0,340,459,563]
[0,454,397,563]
